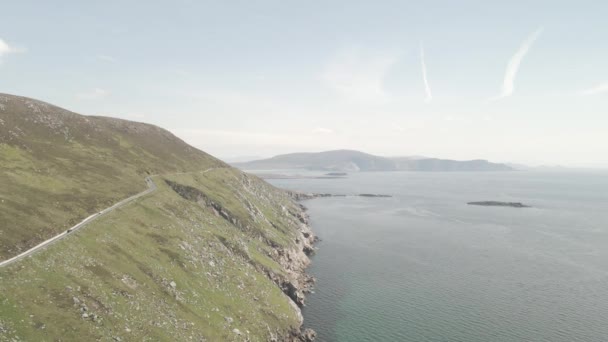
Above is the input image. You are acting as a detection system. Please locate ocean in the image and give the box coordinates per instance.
[266,170,608,342]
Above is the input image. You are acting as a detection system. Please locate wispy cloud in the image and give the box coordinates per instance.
[321,47,400,103]
[97,55,117,63]
[0,38,25,63]
[77,88,109,100]
[579,82,608,96]
[420,44,433,103]
[492,28,543,100]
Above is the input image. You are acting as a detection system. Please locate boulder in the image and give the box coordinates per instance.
[301,328,317,341]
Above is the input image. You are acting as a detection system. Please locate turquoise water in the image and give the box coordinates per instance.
[267,171,608,342]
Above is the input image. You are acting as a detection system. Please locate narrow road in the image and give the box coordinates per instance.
[0,168,216,268]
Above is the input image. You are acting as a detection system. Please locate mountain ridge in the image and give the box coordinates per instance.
[234,149,513,172]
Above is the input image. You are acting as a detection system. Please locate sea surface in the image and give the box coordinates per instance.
[264,170,608,342]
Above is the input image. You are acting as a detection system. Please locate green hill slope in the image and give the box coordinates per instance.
[0,94,316,341]
[0,93,226,260]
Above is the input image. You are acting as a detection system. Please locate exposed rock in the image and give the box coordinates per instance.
[303,245,315,256]
[169,281,176,289]
[301,328,317,341]
[358,193,392,198]
[165,177,320,341]
[282,281,304,307]
[287,191,391,200]
[282,327,317,342]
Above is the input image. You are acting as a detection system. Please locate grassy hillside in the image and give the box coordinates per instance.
[0,93,226,260]
[0,94,316,341]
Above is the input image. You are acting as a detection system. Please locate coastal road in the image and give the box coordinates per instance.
[0,168,216,268]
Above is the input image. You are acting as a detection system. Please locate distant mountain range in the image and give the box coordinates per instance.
[233,150,514,172]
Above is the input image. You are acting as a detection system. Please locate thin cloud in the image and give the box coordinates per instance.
[492,28,543,101]
[77,88,109,100]
[420,44,433,103]
[321,47,400,103]
[579,82,608,96]
[0,38,25,63]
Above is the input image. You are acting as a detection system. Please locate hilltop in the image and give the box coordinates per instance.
[234,150,513,172]
[0,94,316,341]
[0,94,228,259]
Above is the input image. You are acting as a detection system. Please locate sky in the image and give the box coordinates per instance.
[0,1,607,167]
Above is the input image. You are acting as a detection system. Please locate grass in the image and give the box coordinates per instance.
[0,169,305,341]
[0,93,226,260]
[0,94,310,341]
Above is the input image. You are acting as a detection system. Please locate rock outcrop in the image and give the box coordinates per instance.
[468,201,530,208]
[287,191,391,200]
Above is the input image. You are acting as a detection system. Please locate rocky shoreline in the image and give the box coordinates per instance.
[287,191,392,200]
[277,200,318,342]
[279,190,391,341]
[278,190,392,341]
[166,179,318,341]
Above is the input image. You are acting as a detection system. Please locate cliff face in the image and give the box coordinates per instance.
[0,94,317,341]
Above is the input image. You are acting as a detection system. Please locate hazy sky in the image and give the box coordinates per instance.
[1,1,607,166]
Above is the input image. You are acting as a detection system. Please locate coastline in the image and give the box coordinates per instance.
[279,190,394,340]
[167,177,320,341]
[277,198,318,341]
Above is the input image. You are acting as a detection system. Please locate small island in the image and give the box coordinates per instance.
[359,194,392,198]
[325,172,348,176]
[468,201,530,208]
